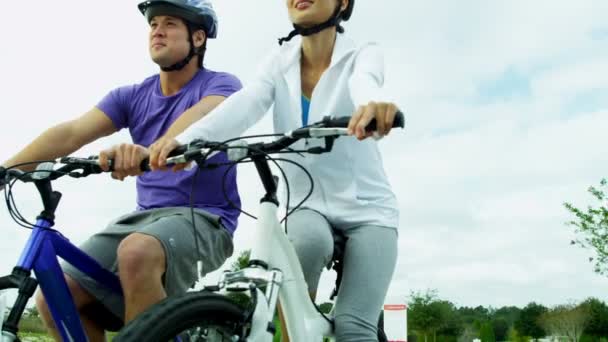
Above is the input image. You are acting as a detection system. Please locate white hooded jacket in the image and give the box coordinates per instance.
[177,34,400,229]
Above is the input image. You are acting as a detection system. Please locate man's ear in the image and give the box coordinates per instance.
[193,29,207,49]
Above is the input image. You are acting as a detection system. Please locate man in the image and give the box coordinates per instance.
[0,1,241,340]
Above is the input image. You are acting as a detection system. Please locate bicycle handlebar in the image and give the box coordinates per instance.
[321,111,405,132]
[0,146,190,185]
[0,111,404,185]
[166,111,405,165]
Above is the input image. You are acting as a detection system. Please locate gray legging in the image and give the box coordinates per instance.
[286,209,398,342]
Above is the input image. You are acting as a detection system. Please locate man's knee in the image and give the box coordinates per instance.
[117,233,166,280]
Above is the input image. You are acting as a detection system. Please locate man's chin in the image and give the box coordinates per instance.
[151,56,172,69]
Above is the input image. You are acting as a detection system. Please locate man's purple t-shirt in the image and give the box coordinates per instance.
[97,68,242,234]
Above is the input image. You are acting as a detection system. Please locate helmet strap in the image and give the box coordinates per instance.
[161,25,197,72]
[278,3,344,46]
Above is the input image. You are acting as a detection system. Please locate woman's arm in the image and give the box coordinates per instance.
[163,95,228,139]
[175,52,280,144]
[175,79,275,144]
[149,51,280,169]
[347,43,401,139]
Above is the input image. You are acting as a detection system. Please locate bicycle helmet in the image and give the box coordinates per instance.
[279,0,354,45]
[138,0,218,71]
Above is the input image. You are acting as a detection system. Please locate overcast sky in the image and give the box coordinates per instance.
[1,0,607,309]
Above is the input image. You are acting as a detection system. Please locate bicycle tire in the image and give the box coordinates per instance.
[114,291,250,342]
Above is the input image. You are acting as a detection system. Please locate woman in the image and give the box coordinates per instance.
[150,0,401,340]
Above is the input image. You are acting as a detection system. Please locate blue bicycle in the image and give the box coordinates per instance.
[0,157,130,342]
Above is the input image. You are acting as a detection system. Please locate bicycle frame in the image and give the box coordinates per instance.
[0,217,122,342]
[208,135,348,341]
[219,201,333,342]
[218,199,333,342]
[258,201,333,340]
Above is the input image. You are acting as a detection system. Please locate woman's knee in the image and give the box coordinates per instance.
[287,210,333,263]
[334,313,378,342]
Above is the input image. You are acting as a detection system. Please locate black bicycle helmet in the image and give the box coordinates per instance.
[342,0,354,21]
[138,0,217,38]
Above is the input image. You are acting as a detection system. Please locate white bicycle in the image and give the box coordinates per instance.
[113,112,404,342]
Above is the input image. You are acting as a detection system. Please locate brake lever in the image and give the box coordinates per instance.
[306,136,336,154]
[55,157,105,179]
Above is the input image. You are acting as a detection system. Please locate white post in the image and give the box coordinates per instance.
[383,299,407,342]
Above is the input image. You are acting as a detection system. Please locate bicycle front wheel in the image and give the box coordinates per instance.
[114,291,250,342]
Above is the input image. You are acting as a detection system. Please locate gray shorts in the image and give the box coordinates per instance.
[62,207,233,326]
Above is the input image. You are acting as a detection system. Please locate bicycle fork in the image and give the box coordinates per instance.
[220,266,284,341]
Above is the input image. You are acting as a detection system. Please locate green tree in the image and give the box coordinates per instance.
[491,317,509,341]
[434,300,463,341]
[580,297,608,338]
[565,178,608,275]
[508,326,530,342]
[458,306,490,325]
[226,250,252,308]
[407,289,445,342]
[539,303,589,342]
[457,325,477,342]
[231,249,251,271]
[515,302,547,340]
[479,321,495,342]
[493,306,522,327]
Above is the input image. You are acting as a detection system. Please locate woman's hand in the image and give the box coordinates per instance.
[149,136,189,171]
[99,144,149,181]
[347,102,399,140]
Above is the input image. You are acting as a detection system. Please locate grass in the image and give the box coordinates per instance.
[17,332,54,341]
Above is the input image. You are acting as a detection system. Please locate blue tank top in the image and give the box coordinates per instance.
[301,95,310,126]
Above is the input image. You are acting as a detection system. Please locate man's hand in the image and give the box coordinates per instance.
[347,101,399,140]
[99,144,149,181]
[149,136,189,171]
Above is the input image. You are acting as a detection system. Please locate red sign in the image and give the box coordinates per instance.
[384,304,407,311]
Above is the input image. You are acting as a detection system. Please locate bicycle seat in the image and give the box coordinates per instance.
[328,229,347,300]
[330,228,347,266]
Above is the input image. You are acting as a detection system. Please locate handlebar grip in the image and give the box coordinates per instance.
[325,116,351,128]
[139,159,151,172]
[169,144,189,156]
[364,110,405,132]
[324,110,405,131]
[138,143,189,172]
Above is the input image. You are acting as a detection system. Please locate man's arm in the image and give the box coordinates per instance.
[163,95,227,138]
[101,95,228,175]
[2,108,117,171]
